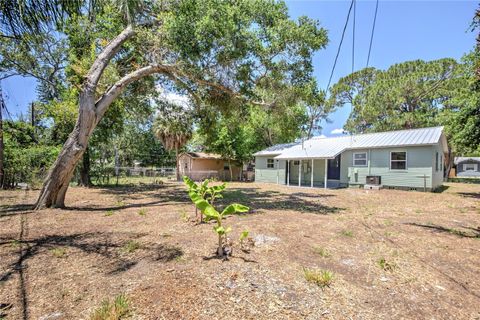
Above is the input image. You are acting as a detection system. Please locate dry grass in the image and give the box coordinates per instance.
[0,181,479,319]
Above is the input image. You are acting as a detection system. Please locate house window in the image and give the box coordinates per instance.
[390,151,407,170]
[353,152,367,166]
[464,163,476,171]
[267,159,274,168]
[224,162,229,170]
[435,152,439,172]
[293,160,300,165]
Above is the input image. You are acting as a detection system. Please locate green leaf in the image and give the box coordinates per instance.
[183,176,198,190]
[203,205,220,220]
[222,203,249,216]
[214,226,225,235]
[240,230,249,241]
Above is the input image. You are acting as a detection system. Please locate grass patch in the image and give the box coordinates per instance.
[179,210,190,222]
[303,268,334,288]
[10,239,21,248]
[89,294,130,320]
[50,247,67,258]
[377,257,396,271]
[104,210,115,217]
[122,240,142,253]
[137,209,147,216]
[312,246,331,258]
[340,230,353,237]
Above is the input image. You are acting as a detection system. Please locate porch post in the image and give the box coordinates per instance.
[287,160,290,186]
[324,158,328,189]
[276,160,279,184]
[298,160,301,187]
[311,159,314,188]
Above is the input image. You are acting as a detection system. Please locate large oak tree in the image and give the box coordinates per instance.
[1,0,328,208]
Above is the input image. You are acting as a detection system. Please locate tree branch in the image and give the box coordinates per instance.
[86,25,136,88]
[95,64,178,118]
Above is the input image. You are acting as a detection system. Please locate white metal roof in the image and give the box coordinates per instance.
[454,157,480,165]
[253,142,301,156]
[269,127,445,160]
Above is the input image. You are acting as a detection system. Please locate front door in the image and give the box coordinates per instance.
[327,154,341,180]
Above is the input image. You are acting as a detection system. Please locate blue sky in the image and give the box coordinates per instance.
[2,0,478,136]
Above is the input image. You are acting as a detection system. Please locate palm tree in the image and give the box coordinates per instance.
[153,101,193,181]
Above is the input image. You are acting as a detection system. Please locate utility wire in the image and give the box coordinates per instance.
[366,0,379,68]
[352,0,356,73]
[326,0,355,91]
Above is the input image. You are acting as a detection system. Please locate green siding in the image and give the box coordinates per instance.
[255,156,286,184]
[255,144,444,190]
[341,146,437,189]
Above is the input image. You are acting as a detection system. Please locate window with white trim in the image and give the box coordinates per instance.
[267,158,274,168]
[353,152,367,166]
[390,151,407,170]
[435,152,439,171]
[464,163,477,171]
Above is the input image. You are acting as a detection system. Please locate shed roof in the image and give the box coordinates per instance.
[183,152,224,160]
[454,157,480,165]
[265,126,446,160]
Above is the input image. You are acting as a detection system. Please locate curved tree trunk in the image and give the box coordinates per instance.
[35,98,97,209]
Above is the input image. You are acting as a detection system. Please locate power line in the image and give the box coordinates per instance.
[352,0,356,73]
[326,0,355,91]
[366,0,379,68]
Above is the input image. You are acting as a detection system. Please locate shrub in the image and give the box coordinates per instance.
[89,294,130,320]
[303,268,334,288]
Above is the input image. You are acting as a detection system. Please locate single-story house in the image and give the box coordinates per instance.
[254,126,448,191]
[178,152,242,181]
[454,157,480,177]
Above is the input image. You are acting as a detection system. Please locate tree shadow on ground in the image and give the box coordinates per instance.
[0,229,183,319]
[457,192,480,199]
[405,222,480,239]
[0,205,34,218]
[221,188,343,215]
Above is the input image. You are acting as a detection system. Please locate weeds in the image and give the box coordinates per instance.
[10,239,20,248]
[303,268,334,288]
[138,209,147,216]
[122,240,142,253]
[50,247,67,258]
[312,246,331,258]
[340,230,353,237]
[179,210,190,222]
[104,210,115,217]
[89,294,130,320]
[377,257,396,271]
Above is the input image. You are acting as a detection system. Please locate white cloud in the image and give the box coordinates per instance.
[330,128,345,135]
[317,134,327,138]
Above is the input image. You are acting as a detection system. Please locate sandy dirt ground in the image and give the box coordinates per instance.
[0,181,479,319]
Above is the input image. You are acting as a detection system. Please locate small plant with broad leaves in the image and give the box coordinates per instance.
[183,176,226,223]
[184,176,249,256]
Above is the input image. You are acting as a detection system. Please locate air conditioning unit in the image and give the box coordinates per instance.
[366,175,381,185]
